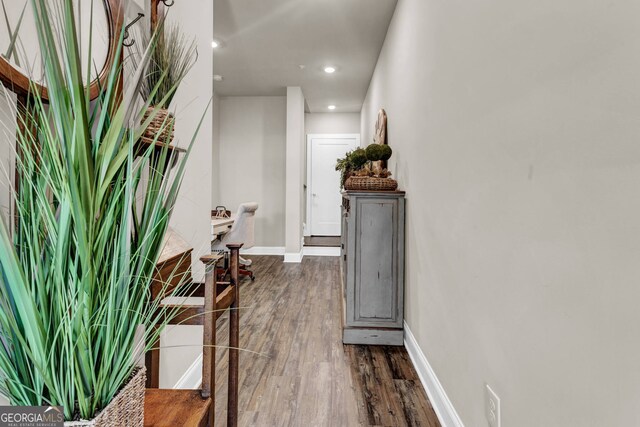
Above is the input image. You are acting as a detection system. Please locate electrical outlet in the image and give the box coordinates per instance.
[485,384,501,427]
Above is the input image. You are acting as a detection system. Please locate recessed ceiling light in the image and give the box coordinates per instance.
[324,66,336,74]
[211,40,220,48]
[327,105,336,110]
[213,75,224,82]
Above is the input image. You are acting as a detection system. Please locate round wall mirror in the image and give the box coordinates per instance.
[0,0,123,101]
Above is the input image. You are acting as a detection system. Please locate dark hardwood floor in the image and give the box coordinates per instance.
[213,256,440,427]
[303,236,341,247]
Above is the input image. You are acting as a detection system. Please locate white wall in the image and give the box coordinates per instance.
[305,112,360,136]
[285,87,305,260]
[158,0,214,389]
[211,92,221,206]
[217,96,287,247]
[362,0,640,426]
[166,2,213,281]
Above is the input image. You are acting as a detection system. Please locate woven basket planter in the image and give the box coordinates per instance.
[142,106,175,145]
[345,176,398,191]
[65,367,145,427]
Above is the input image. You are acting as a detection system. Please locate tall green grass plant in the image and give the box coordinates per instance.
[0,0,205,420]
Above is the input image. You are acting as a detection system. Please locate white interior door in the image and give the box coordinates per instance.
[308,135,359,236]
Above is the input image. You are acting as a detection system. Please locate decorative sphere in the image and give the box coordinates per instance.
[350,148,368,168]
[379,144,392,161]
[365,144,385,161]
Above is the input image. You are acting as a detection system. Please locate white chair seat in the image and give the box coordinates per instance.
[211,202,258,255]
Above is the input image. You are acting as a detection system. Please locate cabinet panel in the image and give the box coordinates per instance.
[355,200,395,322]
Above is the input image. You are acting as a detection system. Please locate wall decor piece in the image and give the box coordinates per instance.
[374,108,387,145]
[130,20,197,146]
[0,0,125,215]
[0,0,124,101]
[373,108,388,171]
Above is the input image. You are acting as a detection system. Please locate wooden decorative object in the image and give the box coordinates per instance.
[374,109,387,146]
[373,109,388,171]
[2,0,125,228]
[0,0,124,102]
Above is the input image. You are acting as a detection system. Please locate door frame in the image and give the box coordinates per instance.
[305,133,361,237]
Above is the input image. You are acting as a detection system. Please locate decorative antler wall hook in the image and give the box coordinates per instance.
[123,13,144,47]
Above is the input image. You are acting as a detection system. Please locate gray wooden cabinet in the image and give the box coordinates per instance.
[340,191,405,345]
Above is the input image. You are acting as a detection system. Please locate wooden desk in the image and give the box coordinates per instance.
[211,215,235,240]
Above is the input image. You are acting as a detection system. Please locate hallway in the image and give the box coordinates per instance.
[212,256,440,426]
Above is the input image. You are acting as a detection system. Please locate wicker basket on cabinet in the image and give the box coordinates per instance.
[344,176,398,191]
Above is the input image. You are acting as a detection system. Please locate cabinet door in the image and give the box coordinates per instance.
[347,197,402,328]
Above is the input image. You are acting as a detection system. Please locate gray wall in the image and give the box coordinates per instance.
[362,0,640,425]
[305,113,360,135]
[218,96,286,247]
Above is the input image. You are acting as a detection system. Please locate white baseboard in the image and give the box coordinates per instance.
[173,354,202,389]
[404,321,465,427]
[241,246,285,256]
[284,251,303,263]
[302,246,340,257]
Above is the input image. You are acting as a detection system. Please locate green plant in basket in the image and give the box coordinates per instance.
[129,18,197,146]
[336,148,367,188]
[350,143,394,179]
[132,20,197,109]
[0,0,205,421]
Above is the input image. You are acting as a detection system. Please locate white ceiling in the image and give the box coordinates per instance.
[213,0,398,113]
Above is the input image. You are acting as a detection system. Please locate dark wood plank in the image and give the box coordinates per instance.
[227,245,242,427]
[304,236,341,247]
[395,379,441,427]
[151,249,192,300]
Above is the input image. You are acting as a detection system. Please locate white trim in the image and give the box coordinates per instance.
[173,354,202,389]
[404,321,465,427]
[302,246,340,257]
[284,251,303,263]
[241,246,286,256]
[306,133,360,237]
